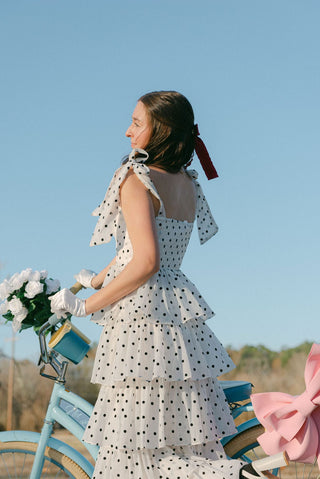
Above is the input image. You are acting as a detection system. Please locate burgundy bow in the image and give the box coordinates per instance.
[194,124,218,180]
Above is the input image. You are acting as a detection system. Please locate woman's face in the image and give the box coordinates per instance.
[126,101,152,149]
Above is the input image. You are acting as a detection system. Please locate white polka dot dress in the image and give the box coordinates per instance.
[83,149,243,478]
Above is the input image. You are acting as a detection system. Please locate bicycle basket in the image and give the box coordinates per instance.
[49,320,90,364]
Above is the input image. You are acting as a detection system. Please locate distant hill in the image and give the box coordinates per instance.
[224,341,313,395]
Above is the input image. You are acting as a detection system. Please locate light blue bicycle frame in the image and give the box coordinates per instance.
[1,380,98,478]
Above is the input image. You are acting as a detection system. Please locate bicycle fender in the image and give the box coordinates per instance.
[0,430,94,476]
[221,417,261,446]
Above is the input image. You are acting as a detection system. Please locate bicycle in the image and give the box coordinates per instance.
[0,286,314,478]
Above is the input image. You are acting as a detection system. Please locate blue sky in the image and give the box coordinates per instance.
[0,0,319,361]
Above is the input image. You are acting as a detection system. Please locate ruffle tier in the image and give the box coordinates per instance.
[83,377,237,451]
[91,265,215,326]
[91,318,234,384]
[89,441,243,479]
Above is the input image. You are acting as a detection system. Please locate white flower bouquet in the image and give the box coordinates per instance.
[0,268,66,333]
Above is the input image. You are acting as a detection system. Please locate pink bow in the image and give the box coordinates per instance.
[252,343,320,468]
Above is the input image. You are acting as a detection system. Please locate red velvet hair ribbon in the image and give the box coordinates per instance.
[194,124,218,180]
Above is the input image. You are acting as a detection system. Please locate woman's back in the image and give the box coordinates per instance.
[148,166,197,223]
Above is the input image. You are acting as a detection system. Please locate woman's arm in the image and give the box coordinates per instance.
[91,256,117,289]
[85,170,160,315]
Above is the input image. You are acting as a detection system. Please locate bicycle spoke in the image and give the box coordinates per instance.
[0,444,90,478]
[20,453,27,477]
[1,453,11,478]
[52,466,63,478]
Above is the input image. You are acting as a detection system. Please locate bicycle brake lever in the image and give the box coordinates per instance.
[48,314,62,327]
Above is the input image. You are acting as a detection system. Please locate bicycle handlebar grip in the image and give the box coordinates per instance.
[69,281,83,294]
[48,314,61,326]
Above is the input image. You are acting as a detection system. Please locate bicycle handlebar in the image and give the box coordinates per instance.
[69,281,83,295]
[38,281,84,375]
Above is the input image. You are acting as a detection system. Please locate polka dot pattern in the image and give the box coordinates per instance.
[91,240,216,326]
[91,441,242,479]
[186,169,219,245]
[84,149,242,477]
[83,377,236,451]
[90,319,234,384]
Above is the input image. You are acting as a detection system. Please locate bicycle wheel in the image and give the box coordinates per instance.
[0,441,90,479]
[224,425,320,479]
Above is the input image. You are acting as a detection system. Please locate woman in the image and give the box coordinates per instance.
[50,91,286,478]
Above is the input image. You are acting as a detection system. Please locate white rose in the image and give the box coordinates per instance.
[19,268,33,283]
[29,270,41,282]
[45,278,60,295]
[9,272,27,292]
[40,270,48,280]
[0,300,9,315]
[12,307,28,332]
[8,296,25,314]
[8,297,28,332]
[0,279,10,300]
[25,281,44,299]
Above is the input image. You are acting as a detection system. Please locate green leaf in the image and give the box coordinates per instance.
[3,311,14,321]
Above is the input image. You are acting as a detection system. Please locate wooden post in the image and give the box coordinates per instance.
[6,335,16,431]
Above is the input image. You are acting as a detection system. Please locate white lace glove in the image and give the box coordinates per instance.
[49,288,87,319]
[74,269,97,288]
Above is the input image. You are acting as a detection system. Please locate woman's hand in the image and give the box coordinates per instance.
[49,288,87,318]
[74,269,97,288]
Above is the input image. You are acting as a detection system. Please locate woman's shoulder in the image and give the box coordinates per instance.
[185,168,199,180]
[119,167,149,194]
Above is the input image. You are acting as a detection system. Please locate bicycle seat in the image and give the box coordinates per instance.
[219,380,253,402]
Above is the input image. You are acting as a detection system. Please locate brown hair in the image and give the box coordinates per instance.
[138,91,196,173]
